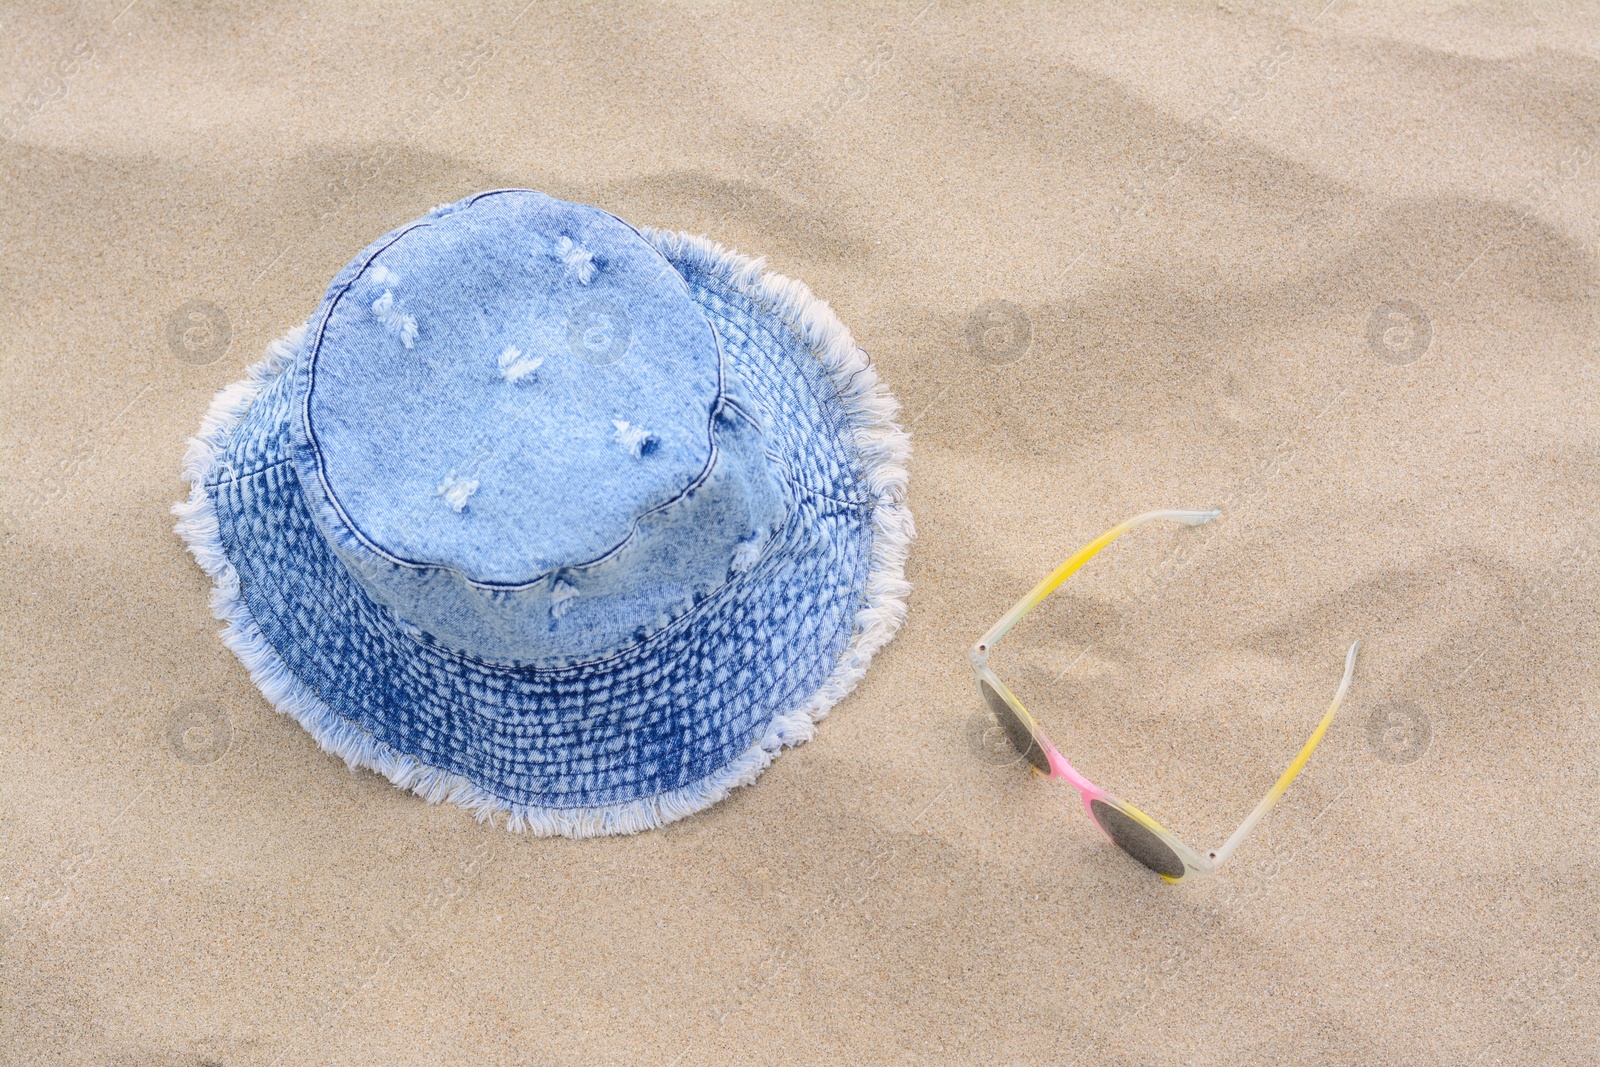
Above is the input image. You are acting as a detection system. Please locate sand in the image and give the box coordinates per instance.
[1,1,1596,1063]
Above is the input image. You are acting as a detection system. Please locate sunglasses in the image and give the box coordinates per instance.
[969,509,1361,883]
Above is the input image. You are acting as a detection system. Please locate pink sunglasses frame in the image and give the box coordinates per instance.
[969,509,1361,883]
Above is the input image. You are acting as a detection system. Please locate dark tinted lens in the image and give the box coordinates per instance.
[1090,799,1186,878]
[979,681,1050,773]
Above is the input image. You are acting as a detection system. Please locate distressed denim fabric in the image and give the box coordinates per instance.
[205,190,882,810]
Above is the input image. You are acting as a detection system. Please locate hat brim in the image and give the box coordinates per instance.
[173,229,913,837]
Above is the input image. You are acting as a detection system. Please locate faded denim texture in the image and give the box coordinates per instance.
[188,190,907,824]
[291,190,789,666]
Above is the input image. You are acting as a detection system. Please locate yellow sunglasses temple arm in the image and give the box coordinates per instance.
[973,509,1222,657]
[1208,639,1362,870]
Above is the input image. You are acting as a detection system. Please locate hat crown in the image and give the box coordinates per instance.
[290,191,787,666]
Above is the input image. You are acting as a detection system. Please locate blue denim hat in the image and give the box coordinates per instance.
[174,190,912,836]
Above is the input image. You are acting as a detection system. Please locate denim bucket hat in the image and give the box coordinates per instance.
[174,189,912,836]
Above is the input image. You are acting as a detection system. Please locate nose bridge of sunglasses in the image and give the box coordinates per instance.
[1055,754,1101,798]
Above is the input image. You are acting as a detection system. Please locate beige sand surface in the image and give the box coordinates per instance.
[2,2,1597,1063]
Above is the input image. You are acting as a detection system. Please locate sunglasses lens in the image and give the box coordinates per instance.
[979,680,1051,773]
[1089,799,1186,879]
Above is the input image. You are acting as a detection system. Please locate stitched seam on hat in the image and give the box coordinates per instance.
[673,271,875,507]
[204,455,292,490]
[391,494,833,676]
[690,283,872,508]
[708,379,870,508]
[295,222,431,530]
